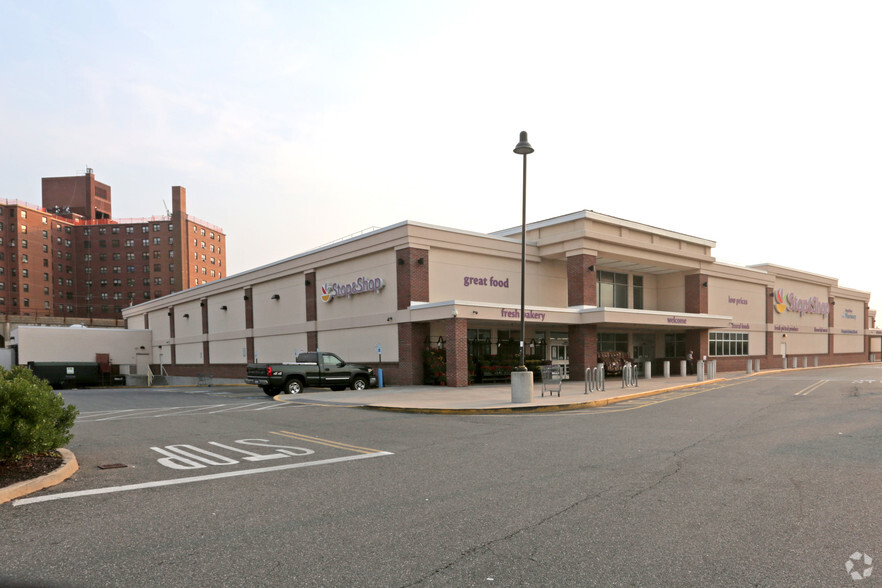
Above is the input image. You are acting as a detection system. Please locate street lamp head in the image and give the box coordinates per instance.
[513,131,534,155]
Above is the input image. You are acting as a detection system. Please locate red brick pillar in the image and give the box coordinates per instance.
[567,254,597,307]
[568,324,597,381]
[685,274,709,362]
[828,297,836,360]
[306,272,318,354]
[765,287,775,368]
[398,322,429,385]
[445,317,469,387]
[244,288,254,363]
[397,248,429,310]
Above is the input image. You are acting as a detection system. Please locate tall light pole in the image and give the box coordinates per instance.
[513,131,533,371]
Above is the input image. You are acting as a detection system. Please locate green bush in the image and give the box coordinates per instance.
[0,366,79,461]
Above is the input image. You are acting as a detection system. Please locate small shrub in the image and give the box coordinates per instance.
[0,367,79,461]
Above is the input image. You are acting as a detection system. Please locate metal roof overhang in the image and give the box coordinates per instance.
[408,301,732,330]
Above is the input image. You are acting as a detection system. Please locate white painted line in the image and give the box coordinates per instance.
[13,451,394,506]
[207,402,267,414]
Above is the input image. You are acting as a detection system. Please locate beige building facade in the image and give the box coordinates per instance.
[122,211,880,386]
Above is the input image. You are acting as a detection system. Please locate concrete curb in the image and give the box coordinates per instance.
[363,378,729,415]
[0,448,78,506]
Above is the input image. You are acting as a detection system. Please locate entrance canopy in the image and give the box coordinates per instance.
[408,300,733,330]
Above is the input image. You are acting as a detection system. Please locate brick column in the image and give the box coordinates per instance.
[568,324,597,381]
[765,287,775,366]
[398,322,429,385]
[828,297,836,358]
[244,288,254,363]
[397,248,429,310]
[305,272,318,354]
[685,274,708,314]
[445,317,469,387]
[167,308,176,365]
[567,254,597,307]
[685,274,709,363]
[201,299,210,365]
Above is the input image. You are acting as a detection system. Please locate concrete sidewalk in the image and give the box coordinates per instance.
[276,372,747,414]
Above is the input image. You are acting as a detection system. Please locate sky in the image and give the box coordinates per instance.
[1,1,880,311]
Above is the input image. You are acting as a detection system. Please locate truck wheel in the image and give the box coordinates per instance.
[351,376,368,391]
[261,386,277,397]
[285,379,303,394]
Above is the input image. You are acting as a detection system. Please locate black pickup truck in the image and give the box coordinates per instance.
[245,351,377,396]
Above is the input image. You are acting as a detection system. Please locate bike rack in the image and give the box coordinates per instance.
[585,364,605,394]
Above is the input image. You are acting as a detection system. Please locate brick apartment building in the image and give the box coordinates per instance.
[1,170,226,322]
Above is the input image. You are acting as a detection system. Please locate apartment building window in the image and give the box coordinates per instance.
[21,269,28,277]
[168,250,174,258]
[83,228,90,236]
[126,253,135,260]
[112,266,121,274]
[127,278,135,287]
[154,277,162,285]
[142,225,149,233]
[20,225,27,233]
[99,253,107,262]
[127,265,136,273]
[153,237,161,245]
[43,273,49,281]
[111,239,119,247]
[42,230,48,239]
[168,223,174,231]
[112,253,121,261]
[143,265,149,273]
[98,227,106,235]
[113,279,122,287]
[21,240,27,249]
[168,237,174,245]
[143,278,150,286]
[153,250,161,259]
[142,239,149,246]
[169,277,175,285]
[153,224,161,232]
[44,287,49,295]
[126,226,134,234]
[42,245,48,253]
[20,210,26,219]
[42,216,47,224]
[125,239,134,247]
[111,227,120,234]
[99,266,107,274]
[153,264,161,272]
[44,301,50,310]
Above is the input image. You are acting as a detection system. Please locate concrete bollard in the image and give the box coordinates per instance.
[747,359,753,374]
[644,361,652,380]
[754,359,761,372]
[792,357,797,369]
[663,361,670,378]
[680,360,687,376]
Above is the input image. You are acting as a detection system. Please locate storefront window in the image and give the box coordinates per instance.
[709,332,749,356]
[598,271,628,308]
[598,333,629,353]
[664,333,686,357]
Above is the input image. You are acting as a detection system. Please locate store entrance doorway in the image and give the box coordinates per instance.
[632,333,655,376]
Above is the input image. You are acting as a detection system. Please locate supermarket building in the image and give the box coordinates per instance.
[122,211,881,385]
